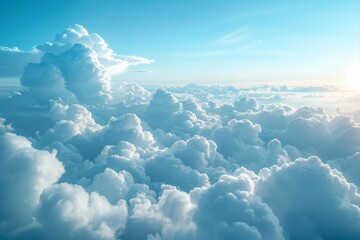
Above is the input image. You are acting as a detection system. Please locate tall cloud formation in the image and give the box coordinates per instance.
[1,25,360,240]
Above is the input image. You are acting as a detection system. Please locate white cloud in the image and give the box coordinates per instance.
[191,169,285,240]
[38,182,128,240]
[144,89,183,130]
[2,24,360,240]
[329,152,360,187]
[39,103,101,145]
[256,157,360,239]
[234,96,258,112]
[36,24,153,76]
[0,130,64,235]
[0,25,152,79]
[87,168,134,204]
[145,153,210,192]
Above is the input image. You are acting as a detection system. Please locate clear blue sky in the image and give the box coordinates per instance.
[1,0,360,85]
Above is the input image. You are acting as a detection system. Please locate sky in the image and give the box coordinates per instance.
[1,0,360,85]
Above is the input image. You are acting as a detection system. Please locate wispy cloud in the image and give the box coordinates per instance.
[161,25,290,59]
[165,39,264,58]
[129,70,154,73]
[213,27,249,46]
[218,7,293,25]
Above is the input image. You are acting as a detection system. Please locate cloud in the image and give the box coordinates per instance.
[20,61,76,103]
[144,89,183,130]
[87,168,134,204]
[42,43,113,104]
[36,24,153,76]
[0,25,152,79]
[2,24,360,240]
[0,24,154,139]
[234,96,258,112]
[212,118,263,158]
[171,135,225,172]
[0,129,64,236]
[213,28,249,46]
[111,82,152,111]
[129,70,154,73]
[191,168,285,240]
[328,152,360,187]
[123,185,195,240]
[145,153,210,192]
[37,182,128,240]
[256,157,360,240]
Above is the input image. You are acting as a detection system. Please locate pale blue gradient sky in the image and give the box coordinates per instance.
[1,0,359,85]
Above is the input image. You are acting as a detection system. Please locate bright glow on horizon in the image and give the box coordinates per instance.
[345,63,360,91]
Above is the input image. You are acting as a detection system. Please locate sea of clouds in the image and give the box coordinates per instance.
[1,24,360,240]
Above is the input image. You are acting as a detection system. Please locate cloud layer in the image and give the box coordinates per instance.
[1,25,360,240]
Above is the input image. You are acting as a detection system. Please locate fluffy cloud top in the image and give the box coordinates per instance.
[38,182,128,240]
[1,25,360,240]
[38,24,153,75]
[0,128,64,235]
[191,169,285,240]
[257,157,360,239]
[0,25,152,79]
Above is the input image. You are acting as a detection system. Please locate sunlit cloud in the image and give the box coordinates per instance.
[1,15,360,240]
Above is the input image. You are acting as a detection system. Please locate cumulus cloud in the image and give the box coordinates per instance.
[234,96,258,112]
[145,152,210,192]
[37,182,128,240]
[2,24,153,106]
[0,129,64,236]
[87,168,134,204]
[2,24,360,240]
[144,89,183,130]
[256,157,360,240]
[191,169,285,240]
[124,185,195,240]
[0,24,152,79]
[39,102,101,145]
[171,135,223,171]
[37,24,153,76]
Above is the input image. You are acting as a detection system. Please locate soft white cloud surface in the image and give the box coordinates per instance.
[0,127,64,236]
[1,25,360,240]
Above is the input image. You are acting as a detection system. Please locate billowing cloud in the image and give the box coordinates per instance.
[0,126,64,236]
[1,24,360,240]
[37,24,153,76]
[144,89,183,130]
[0,25,153,79]
[191,169,285,240]
[37,182,128,240]
[256,157,360,240]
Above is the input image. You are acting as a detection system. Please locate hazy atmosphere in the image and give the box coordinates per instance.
[1,1,360,240]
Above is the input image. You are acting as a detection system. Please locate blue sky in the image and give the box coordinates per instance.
[1,0,360,85]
